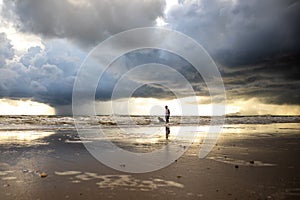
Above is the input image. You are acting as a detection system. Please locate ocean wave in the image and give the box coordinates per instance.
[0,115,299,130]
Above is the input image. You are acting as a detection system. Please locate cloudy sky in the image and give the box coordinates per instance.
[0,0,299,115]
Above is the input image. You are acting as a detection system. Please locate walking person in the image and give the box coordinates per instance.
[165,105,170,123]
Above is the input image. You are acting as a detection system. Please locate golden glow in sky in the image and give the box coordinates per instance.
[132,97,300,116]
[225,98,300,116]
[94,97,300,116]
[0,99,55,115]
[0,97,299,116]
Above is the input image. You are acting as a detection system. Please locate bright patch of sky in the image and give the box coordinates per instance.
[0,99,55,115]
[0,0,44,54]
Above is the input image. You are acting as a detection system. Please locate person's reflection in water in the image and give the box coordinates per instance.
[165,124,170,140]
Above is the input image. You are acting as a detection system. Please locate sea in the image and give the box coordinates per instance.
[1,115,300,130]
[1,115,300,147]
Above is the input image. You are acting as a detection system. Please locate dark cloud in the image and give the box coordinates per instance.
[0,37,85,107]
[1,0,299,114]
[2,0,165,48]
[96,49,208,100]
[167,0,300,65]
[167,0,300,105]
[222,54,300,105]
[1,39,207,110]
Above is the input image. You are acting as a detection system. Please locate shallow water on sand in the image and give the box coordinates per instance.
[0,115,300,200]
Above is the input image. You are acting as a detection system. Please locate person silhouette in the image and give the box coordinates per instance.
[165,105,170,123]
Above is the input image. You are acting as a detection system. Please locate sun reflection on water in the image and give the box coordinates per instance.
[0,131,55,145]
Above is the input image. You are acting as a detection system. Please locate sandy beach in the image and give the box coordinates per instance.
[0,116,300,200]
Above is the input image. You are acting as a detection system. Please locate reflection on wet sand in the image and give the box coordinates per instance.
[0,116,300,200]
[207,156,277,167]
[166,125,170,140]
[0,131,55,146]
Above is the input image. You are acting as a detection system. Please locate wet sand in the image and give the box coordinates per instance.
[1,125,300,200]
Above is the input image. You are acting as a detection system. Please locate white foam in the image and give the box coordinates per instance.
[54,170,184,190]
[54,171,82,176]
[0,170,14,176]
[2,177,17,180]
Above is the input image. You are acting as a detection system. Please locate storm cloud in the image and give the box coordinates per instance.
[96,49,208,100]
[0,37,84,106]
[167,0,300,105]
[167,0,300,65]
[2,0,165,48]
[0,0,299,114]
